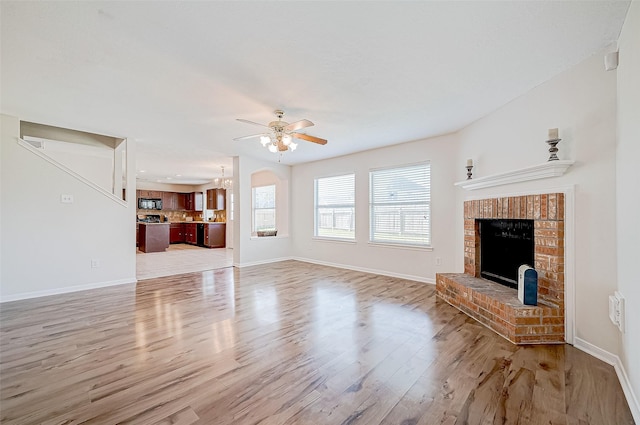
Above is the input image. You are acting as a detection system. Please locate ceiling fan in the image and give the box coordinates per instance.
[234,110,327,153]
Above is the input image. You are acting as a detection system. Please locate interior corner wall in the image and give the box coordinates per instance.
[0,114,137,301]
[290,134,459,282]
[455,52,619,354]
[233,155,292,267]
[616,0,640,413]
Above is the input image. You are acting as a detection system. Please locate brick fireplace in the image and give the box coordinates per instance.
[436,193,565,344]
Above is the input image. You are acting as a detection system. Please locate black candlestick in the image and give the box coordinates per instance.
[466,165,473,180]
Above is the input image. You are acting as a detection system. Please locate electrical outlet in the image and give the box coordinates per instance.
[91,259,100,268]
[61,194,74,204]
[435,257,442,266]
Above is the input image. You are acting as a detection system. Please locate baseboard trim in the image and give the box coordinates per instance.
[0,277,137,303]
[233,257,293,268]
[574,337,640,423]
[291,256,436,284]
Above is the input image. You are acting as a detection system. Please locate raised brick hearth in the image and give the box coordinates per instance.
[437,193,565,344]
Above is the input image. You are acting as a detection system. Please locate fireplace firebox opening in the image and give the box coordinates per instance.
[479,219,534,289]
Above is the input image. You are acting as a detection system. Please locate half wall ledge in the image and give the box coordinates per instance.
[436,273,564,345]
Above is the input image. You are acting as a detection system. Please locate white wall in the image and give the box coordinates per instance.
[0,114,137,301]
[42,148,114,193]
[616,0,640,415]
[136,181,200,192]
[291,134,459,282]
[233,155,292,267]
[455,53,619,353]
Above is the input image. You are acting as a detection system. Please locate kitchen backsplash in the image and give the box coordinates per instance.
[136,209,226,222]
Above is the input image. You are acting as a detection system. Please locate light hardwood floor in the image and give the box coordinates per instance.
[0,261,634,424]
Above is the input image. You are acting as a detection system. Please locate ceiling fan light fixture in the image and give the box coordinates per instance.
[236,110,327,156]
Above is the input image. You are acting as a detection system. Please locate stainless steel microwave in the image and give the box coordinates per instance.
[138,198,163,210]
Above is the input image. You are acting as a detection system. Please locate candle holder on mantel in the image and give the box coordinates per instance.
[546,128,561,161]
[465,159,474,179]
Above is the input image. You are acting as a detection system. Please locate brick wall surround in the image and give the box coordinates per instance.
[437,193,565,345]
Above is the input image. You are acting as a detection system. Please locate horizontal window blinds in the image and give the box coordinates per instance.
[315,174,355,239]
[369,162,431,246]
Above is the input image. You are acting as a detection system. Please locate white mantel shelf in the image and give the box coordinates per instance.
[454,160,574,191]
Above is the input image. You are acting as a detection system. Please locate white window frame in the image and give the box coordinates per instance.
[314,173,356,241]
[369,162,431,247]
[252,184,276,232]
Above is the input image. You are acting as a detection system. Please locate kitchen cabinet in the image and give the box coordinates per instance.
[184,223,198,244]
[137,190,162,199]
[176,193,187,210]
[207,189,226,210]
[138,223,170,253]
[170,223,185,243]
[162,192,177,211]
[185,192,203,211]
[204,223,226,248]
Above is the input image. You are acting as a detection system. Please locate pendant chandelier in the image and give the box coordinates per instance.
[212,166,232,189]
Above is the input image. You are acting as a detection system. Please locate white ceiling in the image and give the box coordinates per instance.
[0,1,630,185]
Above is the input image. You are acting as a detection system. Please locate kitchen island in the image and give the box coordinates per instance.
[138,223,170,253]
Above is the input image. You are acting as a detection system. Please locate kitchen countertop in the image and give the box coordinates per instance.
[138,221,226,225]
[167,221,226,224]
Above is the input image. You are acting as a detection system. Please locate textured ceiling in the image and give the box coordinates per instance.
[0,1,630,184]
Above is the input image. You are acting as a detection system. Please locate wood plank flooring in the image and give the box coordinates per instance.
[0,261,634,424]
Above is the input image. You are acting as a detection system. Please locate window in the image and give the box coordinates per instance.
[315,174,355,240]
[253,185,276,231]
[369,162,431,246]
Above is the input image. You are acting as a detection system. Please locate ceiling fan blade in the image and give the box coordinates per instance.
[293,133,328,145]
[236,118,270,128]
[233,133,266,141]
[285,119,314,132]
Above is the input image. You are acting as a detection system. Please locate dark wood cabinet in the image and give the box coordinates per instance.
[206,189,226,210]
[176,193,187,210]
[184,223,198,244]
[204,223,226,248]
[137,190,162,199]
[136,190,195,211]
[162,192,177,211]
[138,223,170,253]
[170,223,185,243]
[185,192,203,211]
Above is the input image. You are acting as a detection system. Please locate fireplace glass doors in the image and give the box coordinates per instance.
[479,219,534,289]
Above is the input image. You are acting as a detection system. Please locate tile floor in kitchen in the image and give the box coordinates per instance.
[136,244,233,280]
